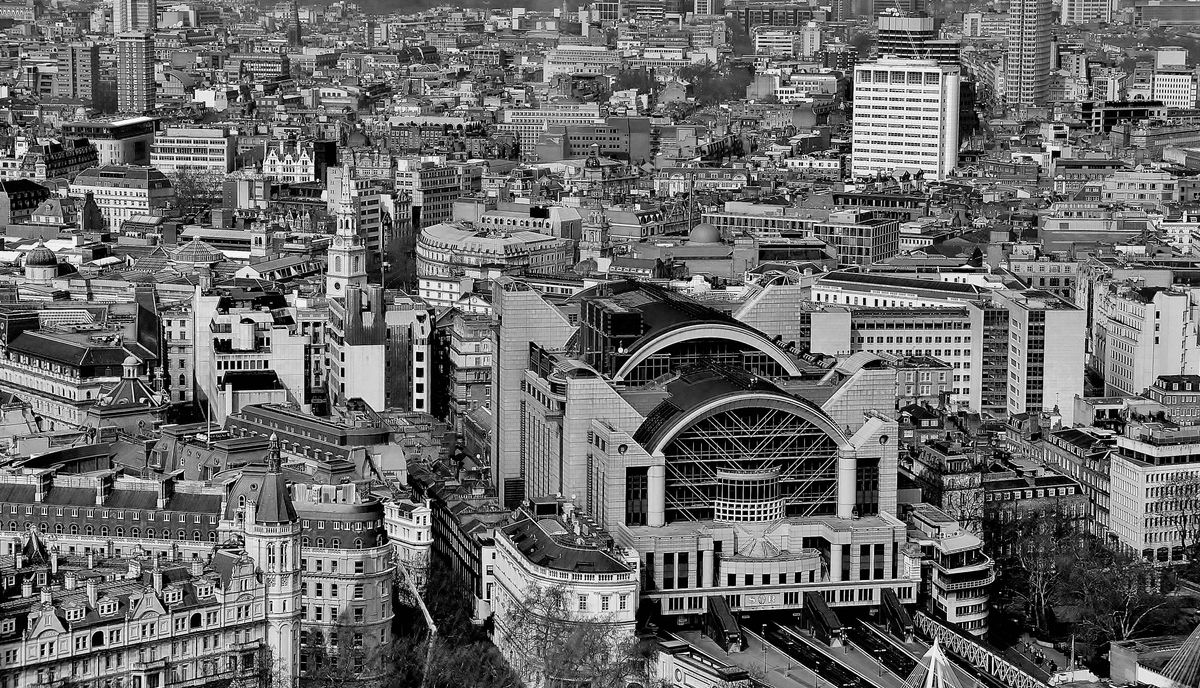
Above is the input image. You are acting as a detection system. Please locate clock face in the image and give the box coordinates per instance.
[332,282,341,291]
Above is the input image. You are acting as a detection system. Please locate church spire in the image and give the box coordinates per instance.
[326,163,368,298]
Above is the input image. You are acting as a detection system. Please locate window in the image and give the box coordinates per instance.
[578,595,588,611]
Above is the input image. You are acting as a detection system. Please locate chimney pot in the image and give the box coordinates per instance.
[39,589,51,606]
[86,579,98,607]
[21,579,32,597]
[191,559,204,577]
[64,572,77,590]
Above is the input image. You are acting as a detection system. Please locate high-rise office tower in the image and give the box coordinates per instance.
[54,42,100,102]
[116,32,155,114]
[113,0,157,33]
[851,57,961,180]
[1060,0,1110,24]
[876,14,960,66]
[287,0,302,46]
[1005,0,1053,111]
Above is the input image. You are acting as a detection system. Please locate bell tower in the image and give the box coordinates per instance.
[326,165,368,299]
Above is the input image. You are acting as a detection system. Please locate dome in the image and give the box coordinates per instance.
[122,354,140,367]
[24,242,57,267]
[172,238,223,265]
[687,223,721,245]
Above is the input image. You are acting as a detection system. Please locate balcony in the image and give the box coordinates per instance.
[931,553,992,575]
[133,657,169,671]
[936,570,996,591]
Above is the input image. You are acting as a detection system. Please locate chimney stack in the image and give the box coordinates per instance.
[39,588,51,606]
[50,547,58,574]
[64,572,77,590]
[20,579,32,597]
[191,559,204,577]
[86,552,95,569]
[86,578,98,608]
[152,568,163,593]
[14,552,22,570]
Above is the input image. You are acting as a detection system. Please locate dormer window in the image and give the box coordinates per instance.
[66,607,85,622]
[0,618,14,634]
[163,589,183,605]
[195,584,212,598]
[98,601,118,616]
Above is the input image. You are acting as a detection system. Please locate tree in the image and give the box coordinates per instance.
[385,554,522,688]
[1063,547,1178,642]
[679,63,754,106]
[496,585,645,688]
[303,622,395,688]
[168,167,225,219]
[614,69,658,96]
[985,506,1080,634]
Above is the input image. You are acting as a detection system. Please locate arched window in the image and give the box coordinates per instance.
[7,521,15,531]
[54,524,63,534]
[302,537,309,547]
[331,539,340,550]
[334,256,342,273]
[100,527,108,537]
[193,531,201,541]
[115,527,124,538]
[146,528,155,539]
[131,528,140,538]
[70,524,78,535]
[209,531,217,542]
[238,495,246,508]
[85,526,93,536]
[315,538,324,548]
[178,529,186,541]
[179,374,186,386]
[353,538,362,549]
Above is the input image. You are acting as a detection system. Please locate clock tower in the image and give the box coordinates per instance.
[326,165,368,298]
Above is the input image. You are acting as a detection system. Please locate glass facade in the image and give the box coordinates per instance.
[661,403,840,523]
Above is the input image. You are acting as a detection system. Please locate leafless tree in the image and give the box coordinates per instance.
[168,167,225,217]
[985,505,1080,634]
[1065,548,1175,642]
[497,584,647,688]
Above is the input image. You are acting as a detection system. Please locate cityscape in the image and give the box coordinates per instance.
[0,0,1198,688]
